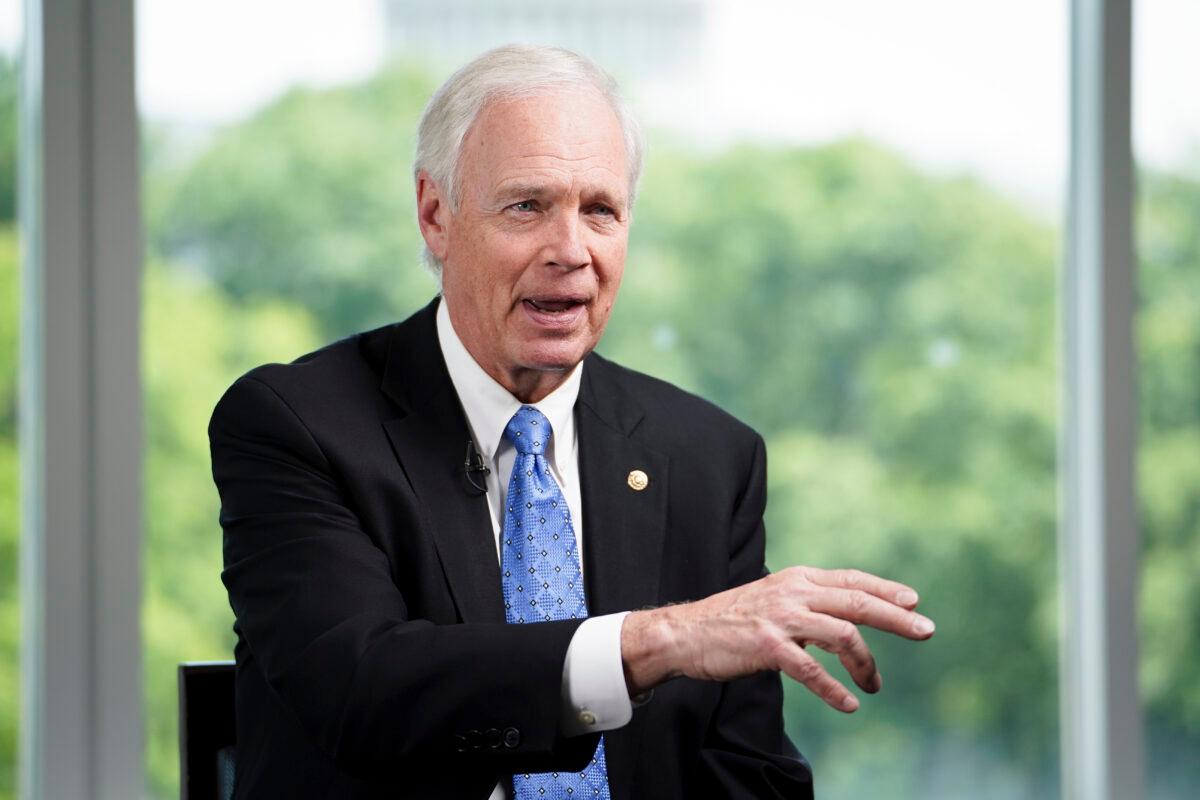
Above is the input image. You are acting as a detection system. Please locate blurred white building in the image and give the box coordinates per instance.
[381,0,705,83]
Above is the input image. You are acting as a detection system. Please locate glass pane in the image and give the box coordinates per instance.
[0,3,19,798]
[602,3,1064,797]
[138,3,423,794]
[139,1,1065,796]
[1134,1,1200,797]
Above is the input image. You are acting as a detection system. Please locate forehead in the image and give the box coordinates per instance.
[459,90,629,199]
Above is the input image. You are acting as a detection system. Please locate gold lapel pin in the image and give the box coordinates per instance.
[627,469,649,491]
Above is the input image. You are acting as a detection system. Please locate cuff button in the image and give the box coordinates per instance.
[502,727,522,748]
[578,710,597,726]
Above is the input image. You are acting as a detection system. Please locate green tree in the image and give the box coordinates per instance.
[140,261,322,795]
[148,65,439,340]
[150,68,1067,797]
[605,141,1062,797]
[0,51,20,800]
[1,49,1192,800]
[0,226,20,800]
[0,58,15,223]
[1137,163,1200,799]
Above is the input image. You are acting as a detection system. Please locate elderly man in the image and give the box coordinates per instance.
[210,45,934,799]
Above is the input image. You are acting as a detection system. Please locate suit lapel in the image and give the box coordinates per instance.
[576,355,670,800]
[576,389,670,616]
[378,305,672,627]
[379,298,504,624]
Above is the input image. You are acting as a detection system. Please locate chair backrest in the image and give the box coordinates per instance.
[178,661,237,800]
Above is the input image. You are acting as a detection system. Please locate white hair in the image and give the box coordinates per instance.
[413,44,645,277]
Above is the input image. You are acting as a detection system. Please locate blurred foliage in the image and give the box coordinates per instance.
[0,57,1195,800]
[1136,163,1200,796]
[147,68,439,339]
[0,58,13,224]
[0,225,18,800]
[606,138,1063,797]
[140,263,322,796]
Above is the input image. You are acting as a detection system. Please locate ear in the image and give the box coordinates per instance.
[416,170,450,264]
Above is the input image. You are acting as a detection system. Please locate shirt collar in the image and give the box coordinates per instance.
[436,297,582,475]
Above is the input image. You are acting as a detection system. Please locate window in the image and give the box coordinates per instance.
[1134,1,1200,796]
[138,1,1067,796]
[607,4,1065,796]
[0,3,19,797]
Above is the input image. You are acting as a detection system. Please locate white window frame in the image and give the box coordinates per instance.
[1059,1,1143,798]
[18,0,143,798]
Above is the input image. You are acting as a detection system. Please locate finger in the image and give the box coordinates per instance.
[808,586,936,641]
[774,641,860,713]
[792,612,882,693]
[803,567,921,609]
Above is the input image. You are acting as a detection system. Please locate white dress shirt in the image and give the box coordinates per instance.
[435,299,632,800]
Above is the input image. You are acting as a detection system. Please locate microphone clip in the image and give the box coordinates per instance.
[463,440,491,495]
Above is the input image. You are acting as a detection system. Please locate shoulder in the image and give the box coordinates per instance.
[247,322,393,394]
[209,321,397,433]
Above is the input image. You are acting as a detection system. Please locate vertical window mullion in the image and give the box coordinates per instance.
[1061,1,1142,798]
[18,0,143,797]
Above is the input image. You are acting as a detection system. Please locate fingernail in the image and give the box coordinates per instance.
[842,695,859,712]
[897,590,919,606]
[871,672,882,692]
[914,617,935,636]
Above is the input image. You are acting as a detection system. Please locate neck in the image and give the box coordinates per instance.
[491,363,572,404]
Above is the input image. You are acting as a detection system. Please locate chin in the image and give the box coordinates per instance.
[516,340,591,373]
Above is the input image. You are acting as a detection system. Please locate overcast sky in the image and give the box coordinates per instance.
[0,0,1196,212]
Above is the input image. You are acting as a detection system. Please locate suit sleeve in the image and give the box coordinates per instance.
[210,375,599,778]
[697,432,816,799]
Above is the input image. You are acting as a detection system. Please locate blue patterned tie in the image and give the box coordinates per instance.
[501,405,613,800]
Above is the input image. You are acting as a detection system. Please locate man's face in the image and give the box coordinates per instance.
[426,89,630,397]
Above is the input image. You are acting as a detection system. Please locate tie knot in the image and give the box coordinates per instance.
[504,406,552,455]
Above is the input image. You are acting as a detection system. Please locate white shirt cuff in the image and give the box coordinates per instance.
[560,611,634,736]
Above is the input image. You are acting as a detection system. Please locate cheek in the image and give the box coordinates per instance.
[453,236,512,306]
[593,273,623,327]
[474,232,530,289]
[598,243,626,296]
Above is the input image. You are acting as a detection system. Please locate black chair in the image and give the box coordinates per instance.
[178,661,237,800]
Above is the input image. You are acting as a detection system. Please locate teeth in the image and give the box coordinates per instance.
[529,299,576,312]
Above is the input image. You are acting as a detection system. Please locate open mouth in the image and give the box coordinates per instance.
[524,297,585,314]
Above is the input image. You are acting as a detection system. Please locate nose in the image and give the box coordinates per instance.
[543,209,590,270]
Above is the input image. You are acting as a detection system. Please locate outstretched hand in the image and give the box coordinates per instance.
[620,566,934,713]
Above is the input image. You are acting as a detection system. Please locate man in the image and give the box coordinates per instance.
[210,45,934,799]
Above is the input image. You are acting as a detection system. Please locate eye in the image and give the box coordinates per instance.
[590,204,616,217]
[510,200,537,213]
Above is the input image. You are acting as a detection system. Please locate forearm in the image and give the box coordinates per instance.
[324,618,590,771]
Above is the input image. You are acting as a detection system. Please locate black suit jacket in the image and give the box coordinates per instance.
[209,297,814,798]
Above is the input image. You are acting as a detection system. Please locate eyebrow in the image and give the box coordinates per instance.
[493,182,555,203]
[584,187,628,211]
[492,181,628,213]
